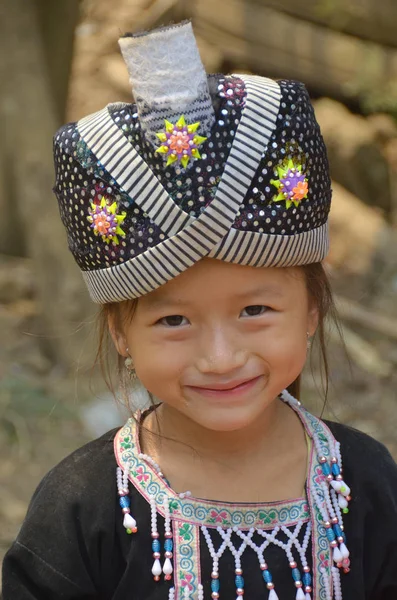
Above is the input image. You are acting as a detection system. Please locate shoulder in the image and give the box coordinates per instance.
[324,419,395,461]
[27,427,119,518]
[324,419,397,491]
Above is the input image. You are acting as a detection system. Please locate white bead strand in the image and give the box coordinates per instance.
[197,583,204,600]
[279,521,306,600]
[138,452,164,478]
[332,566,343,600]
[236,527,279,599]
[202,526,232,599]
[149,494,162,582]
[294,521,313,600]
[229,526,253,600]
[163,496,174,581]
[320,568,333,600]
[116,465,137,534]
[168,587,175,600]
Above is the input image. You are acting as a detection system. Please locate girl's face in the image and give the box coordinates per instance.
[111,259,318,432]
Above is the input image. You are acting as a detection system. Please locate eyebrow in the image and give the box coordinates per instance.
[232,285,286,300]
[144,285,285,311]
[143,295,189,311]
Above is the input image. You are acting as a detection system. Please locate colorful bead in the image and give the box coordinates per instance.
[263,569,273,583]
[321,463,331,476]
[333,524,343,538]
[292,568,301,581]
[211,578,220,593]
[235,574,244,588]
[164,538,173,552]
[326,528,336,542]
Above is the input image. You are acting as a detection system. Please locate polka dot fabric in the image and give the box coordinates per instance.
[53,125,165,271]
[234,80,331,235]
[53,75,331,274]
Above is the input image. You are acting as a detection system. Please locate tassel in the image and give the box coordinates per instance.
[296,588,305,600]
[268,589,279,600]
[333,546,343,564]
[152,558,162,577]
[330,480,342,493]
[305,594,311,600]
[339,481,351,497]
[163,557,173,576]
[123,513,137,532]
[339,542,349,559]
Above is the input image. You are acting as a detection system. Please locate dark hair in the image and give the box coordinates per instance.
[95,262,339,411]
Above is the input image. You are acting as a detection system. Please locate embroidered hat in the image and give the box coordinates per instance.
[53,21,331,304]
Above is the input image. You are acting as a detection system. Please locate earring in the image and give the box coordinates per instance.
[125,347,138,380]
[306,332,311,349]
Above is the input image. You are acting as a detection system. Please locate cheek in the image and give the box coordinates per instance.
[256,313,308,365]
[128,334,189,393]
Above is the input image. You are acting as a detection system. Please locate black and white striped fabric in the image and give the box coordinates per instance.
[77,75,327,303]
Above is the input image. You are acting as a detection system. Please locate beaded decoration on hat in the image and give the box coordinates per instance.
[53,20,331,304]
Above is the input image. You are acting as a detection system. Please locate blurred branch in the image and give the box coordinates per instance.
[336,295,397,342]
[329,323,392,377]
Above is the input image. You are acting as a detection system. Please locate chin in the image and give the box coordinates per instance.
[182,392,276,433]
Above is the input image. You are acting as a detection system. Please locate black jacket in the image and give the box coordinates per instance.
[2,421,397,600]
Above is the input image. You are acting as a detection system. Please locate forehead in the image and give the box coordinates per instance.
[140,259,306,307]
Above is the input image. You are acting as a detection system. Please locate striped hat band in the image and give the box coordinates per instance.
[76,75,328,304]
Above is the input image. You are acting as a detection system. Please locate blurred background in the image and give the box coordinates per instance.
[1,0,397,575]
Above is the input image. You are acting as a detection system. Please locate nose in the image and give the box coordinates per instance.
[196,327,247,375]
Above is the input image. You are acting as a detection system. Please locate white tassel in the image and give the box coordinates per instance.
[123,513,136,530]
[330,480,342,493]
[296,588,305,600]
[339,481,351,497]
[339,542,349,558]
[305,594,311,600]
[163,557,173,575]
[333,546,343,563]
[152,558,162,576]
[338,495,348,509]
[268,589,279,600]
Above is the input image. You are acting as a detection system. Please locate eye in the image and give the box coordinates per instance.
[240,305,269,317]
[158,315,190,327]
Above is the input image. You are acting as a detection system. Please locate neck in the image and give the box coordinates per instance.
[142,397,299,465]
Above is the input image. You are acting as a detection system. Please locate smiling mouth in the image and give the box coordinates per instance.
[187,375,263,395]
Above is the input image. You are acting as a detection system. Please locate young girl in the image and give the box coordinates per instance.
[3,21,397,600]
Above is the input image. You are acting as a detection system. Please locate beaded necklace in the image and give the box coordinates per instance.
[115,390,351,599]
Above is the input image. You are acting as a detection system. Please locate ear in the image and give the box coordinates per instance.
[307,301,319,338]
[107,310,128,357]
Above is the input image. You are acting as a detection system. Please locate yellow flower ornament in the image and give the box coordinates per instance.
[155,115,207,168]
[270,159,309,209]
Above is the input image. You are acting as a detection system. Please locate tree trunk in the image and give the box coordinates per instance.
[35,0,80,122]
[0,0,96,370]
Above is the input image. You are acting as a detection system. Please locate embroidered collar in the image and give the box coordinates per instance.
[115,407,311,529]
[114,392,351,599]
